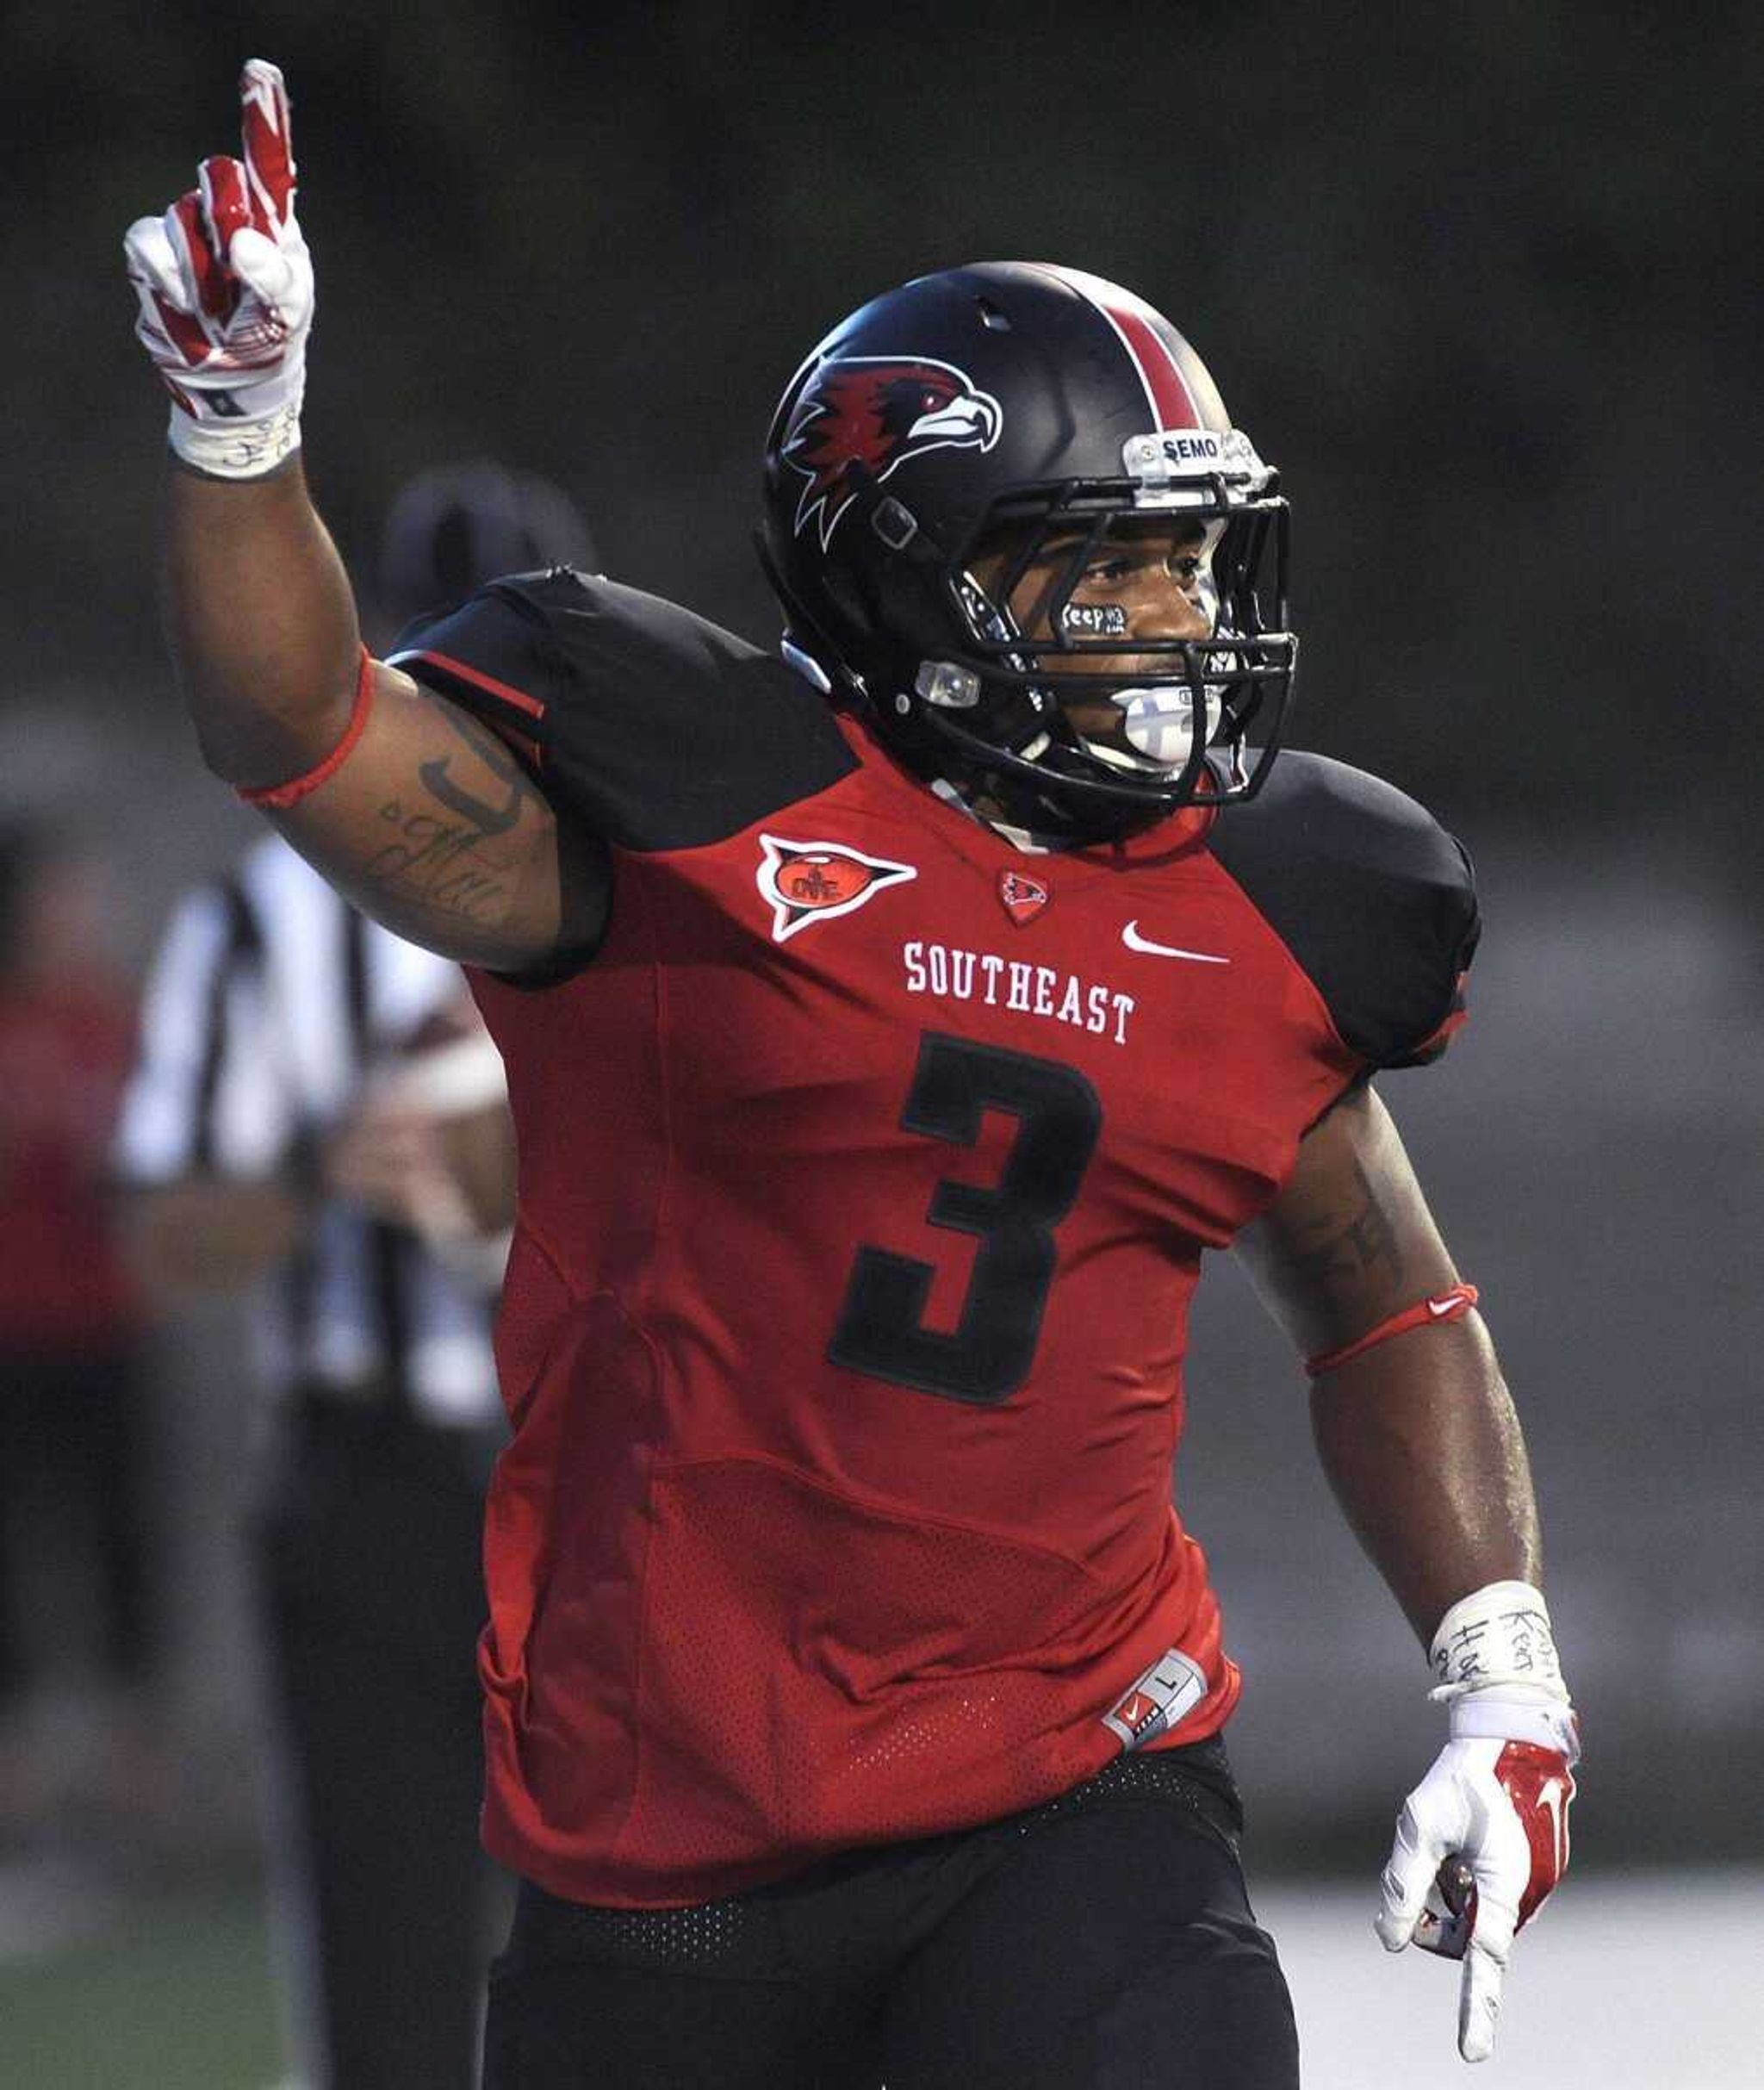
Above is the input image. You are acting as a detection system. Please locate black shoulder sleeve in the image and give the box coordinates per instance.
[387,568,856,850]
[1205,750,1480,1069]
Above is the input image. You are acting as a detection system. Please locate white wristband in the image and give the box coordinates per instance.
[1446,1685,1581,1758]
[167,395,303,479]
[1427,1578,1568,1701]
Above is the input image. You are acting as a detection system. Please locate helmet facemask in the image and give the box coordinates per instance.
[831,454,1293,839]
[932,462,1287,827]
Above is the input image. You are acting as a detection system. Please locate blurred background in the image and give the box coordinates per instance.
[3,2,1759,2083]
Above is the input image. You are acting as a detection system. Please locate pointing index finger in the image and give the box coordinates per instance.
[239,59,295,233]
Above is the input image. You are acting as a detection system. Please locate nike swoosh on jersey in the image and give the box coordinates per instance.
[1121,921,1231,964]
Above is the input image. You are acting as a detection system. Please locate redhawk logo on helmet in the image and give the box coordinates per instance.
[782,358,1003,550]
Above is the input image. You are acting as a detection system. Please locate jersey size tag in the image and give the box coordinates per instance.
[1102,1647,1209,1751]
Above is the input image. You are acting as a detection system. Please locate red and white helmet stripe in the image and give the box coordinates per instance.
[1043,265,1204,432]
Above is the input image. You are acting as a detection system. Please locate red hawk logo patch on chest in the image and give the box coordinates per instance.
[756,835,917,943]
[782,357,1003,550]
[997,868,1051,926]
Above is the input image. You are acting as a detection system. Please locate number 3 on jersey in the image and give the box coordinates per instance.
[829,1032,1102,1404]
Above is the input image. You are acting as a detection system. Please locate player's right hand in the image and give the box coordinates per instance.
[123,59,312,479]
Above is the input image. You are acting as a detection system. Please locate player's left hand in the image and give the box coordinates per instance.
[1376,1689,1578,2063]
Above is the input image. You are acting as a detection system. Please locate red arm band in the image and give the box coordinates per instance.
[1306,1282,1480,1377]
[237,646,376,810]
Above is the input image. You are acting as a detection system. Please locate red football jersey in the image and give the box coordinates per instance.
[394,572,1476,1907]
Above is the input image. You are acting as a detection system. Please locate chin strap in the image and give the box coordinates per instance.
[779,637,834,694]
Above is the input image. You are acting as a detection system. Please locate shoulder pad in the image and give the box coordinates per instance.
[388,569,857,850]
[1206,750,1479,1068]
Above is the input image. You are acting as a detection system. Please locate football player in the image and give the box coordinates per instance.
[125,63,1578,2088]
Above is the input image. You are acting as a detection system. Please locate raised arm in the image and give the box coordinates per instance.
[1236,1084,1577,2066]
[168,458,605,968]
[128,63,606,971]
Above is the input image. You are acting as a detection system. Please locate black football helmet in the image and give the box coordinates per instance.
[758,262,1294,838]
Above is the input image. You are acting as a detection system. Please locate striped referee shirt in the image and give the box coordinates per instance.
[113,836,502,1428]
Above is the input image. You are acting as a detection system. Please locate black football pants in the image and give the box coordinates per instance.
[482,1739,1300,2089]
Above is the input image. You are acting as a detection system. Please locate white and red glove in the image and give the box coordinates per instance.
[123,59,312,479]
[1377,1581,1579,2064]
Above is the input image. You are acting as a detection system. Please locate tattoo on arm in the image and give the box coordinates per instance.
[365,703,535,929]
[417,703,527,835]
[1286,1157,1405,1306]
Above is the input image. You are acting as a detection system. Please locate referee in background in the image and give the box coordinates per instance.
[113,464,595,2090]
